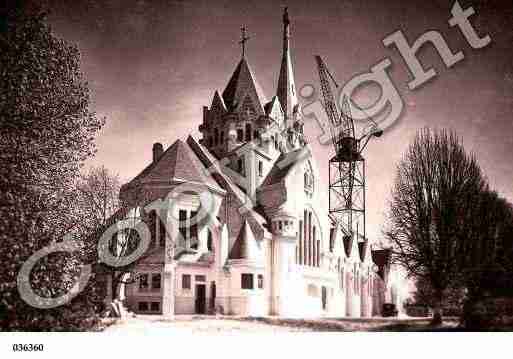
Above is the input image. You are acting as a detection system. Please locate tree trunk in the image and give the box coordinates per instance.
[431,290,444,325]
[111,273,118,301]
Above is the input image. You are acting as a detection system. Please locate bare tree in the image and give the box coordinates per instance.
[76,166,121,231]
[385,128,486,325]
[92,182,163,303]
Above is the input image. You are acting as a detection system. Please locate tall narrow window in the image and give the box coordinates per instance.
[340,267,345,290]
[299,220,303,265]
[237,157,245,176]
[159,210,166,247]
[151,273,161,291]
[190,211,198,249]
[313,226,317,267]
[317,240,321,267]
[258,161,263,177]
[139,274,149,292]
[149,210,157,247]
[308,212,312,266]
[182,274,191,290]
[179,209,187,247]
[220,131,224,144]
[241,273,253,289]
[303,211,307,265]
[245,124,252,141]
[207,229,213,252]
[214,128,219,146]
[253,130,258,140]
[237,129,243,142]
[257,274,264,289]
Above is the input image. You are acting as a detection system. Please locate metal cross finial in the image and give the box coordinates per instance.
[240,26,250,58]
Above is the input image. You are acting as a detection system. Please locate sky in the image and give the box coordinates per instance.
[46,0,513,242]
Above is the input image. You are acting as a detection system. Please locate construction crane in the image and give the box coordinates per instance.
[315,55,382,242]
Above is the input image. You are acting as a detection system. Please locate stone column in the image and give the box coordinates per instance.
[162,207,175,318]
[162,263,175,318]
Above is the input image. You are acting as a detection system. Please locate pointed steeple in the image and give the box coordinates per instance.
[228,220,261,261]
[277,7,298,121]
[222,58,266,114]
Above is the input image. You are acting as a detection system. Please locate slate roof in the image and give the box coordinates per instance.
[124,139,223,192]
[222,58,266,113]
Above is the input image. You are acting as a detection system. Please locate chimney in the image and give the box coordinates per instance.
[152,142,163,163]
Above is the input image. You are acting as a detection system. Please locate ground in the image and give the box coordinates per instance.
[102,315,461,332]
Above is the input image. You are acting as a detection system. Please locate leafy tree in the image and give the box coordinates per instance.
[385,128,486,325]
[0,2,104,330]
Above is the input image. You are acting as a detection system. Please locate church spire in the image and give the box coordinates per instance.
[277,7,298,121]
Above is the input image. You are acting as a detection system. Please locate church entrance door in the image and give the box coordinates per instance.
[195,284,206,314]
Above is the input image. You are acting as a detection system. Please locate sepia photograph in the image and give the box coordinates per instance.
[1,0,513,356]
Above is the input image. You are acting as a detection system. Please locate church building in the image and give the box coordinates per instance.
[106,8,402,317]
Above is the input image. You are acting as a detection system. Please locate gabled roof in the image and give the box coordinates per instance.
[124,139,223,192]
[222,58,266,114]
[228,220,260,260]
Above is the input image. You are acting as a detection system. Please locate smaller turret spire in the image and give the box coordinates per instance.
[283,7,290,53]
[239,26,250,58]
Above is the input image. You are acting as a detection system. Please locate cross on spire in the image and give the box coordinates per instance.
[239,26,250,58]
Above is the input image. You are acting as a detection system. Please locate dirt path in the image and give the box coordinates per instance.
[102,315,460,332]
